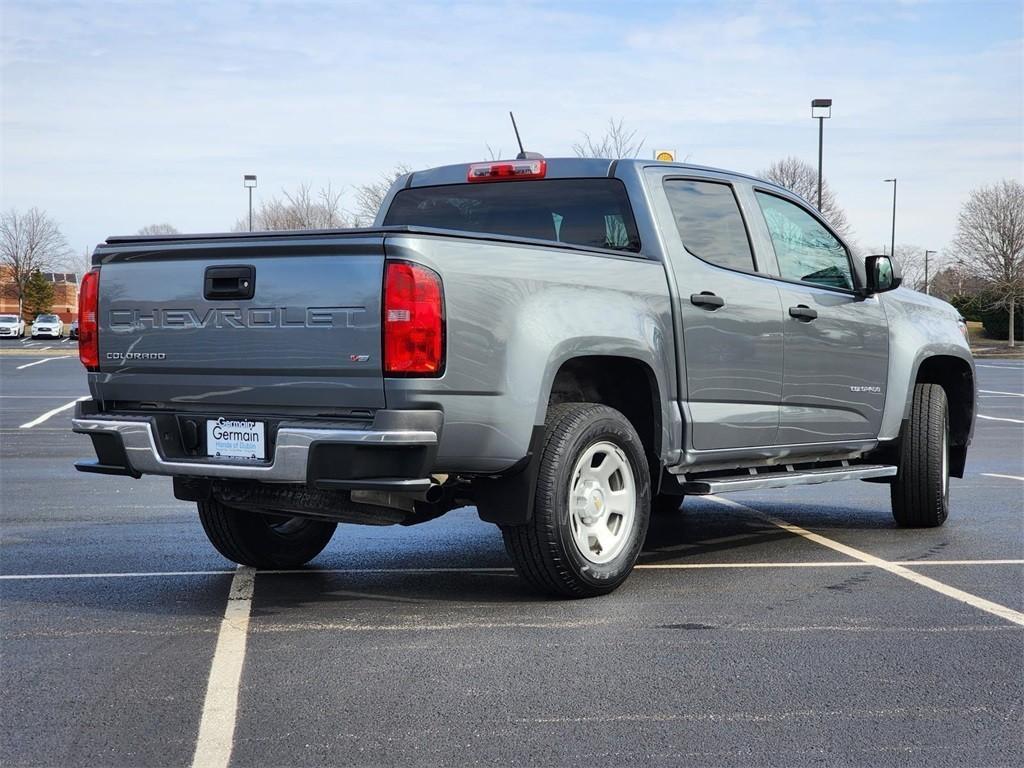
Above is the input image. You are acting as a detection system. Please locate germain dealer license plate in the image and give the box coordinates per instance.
[207,417,266,460]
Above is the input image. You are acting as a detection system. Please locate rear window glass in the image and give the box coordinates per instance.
[383,179,641,252]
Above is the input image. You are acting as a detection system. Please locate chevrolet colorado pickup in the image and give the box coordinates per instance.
[73,157,976,597]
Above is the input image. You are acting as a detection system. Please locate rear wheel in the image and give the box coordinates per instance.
[198,498,337,568]
[500,403,651,598]
[890,383,950,528]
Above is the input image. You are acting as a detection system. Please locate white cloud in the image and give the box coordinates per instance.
[0,0,1020,255]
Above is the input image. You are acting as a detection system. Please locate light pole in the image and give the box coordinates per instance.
[243,174,257,232]
[811,99,832,211]
[924,249,937,295]
[884,178,897,259]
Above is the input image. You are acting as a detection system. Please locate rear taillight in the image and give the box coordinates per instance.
[467,159,546,183]
[79,268,99,371]
[383,261,444,376]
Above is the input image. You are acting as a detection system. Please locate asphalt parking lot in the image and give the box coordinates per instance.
[1,347,1022,767]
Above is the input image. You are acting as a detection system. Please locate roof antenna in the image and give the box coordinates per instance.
[509,111,543,160]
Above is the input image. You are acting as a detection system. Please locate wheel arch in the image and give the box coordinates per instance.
[473,353,668,526]
[911,355,975,477]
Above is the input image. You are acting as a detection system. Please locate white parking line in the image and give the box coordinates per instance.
[14,356,70,370]
[2,560,1022,581]
[979,390,1024,397]
[976,364,1024,369]
[191,565,254,768]
[981,473,1024,482]
[707,496,1024,627]
[18,396,88,428]
[977,414,1024,424]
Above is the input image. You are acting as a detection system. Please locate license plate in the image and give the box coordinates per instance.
[207,417,266,460]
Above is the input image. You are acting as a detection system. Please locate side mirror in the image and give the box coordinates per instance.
[861,255,902,296]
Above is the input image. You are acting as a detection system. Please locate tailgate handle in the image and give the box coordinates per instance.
[204,265,255,300]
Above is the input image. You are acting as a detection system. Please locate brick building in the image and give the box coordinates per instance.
[0,267,79,322]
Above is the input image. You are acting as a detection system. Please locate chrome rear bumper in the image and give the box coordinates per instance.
[72,409,442,487]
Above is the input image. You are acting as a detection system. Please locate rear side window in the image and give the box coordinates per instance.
[663,180,755,271]
[383,179,641,252]
[755,191,854,291]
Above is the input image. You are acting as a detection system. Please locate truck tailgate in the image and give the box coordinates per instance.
[94,235,385,411]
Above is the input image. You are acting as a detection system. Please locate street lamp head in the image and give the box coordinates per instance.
[243,174,257,189]
[811,98,832,119]
[884,178,896,183]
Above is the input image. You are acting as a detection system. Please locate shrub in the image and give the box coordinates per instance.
[980,301,1023,341]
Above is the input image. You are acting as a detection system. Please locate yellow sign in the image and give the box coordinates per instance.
[654,149,676,162]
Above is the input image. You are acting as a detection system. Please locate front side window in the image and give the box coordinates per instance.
[663,179,755,272]
[755,191,854,290]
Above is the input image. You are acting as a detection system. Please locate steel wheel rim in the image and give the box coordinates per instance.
[567,440,636,564]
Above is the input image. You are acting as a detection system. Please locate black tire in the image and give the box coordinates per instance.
[197,498,337,568]
[891,383,950,528]
[500,403,651,598]
[652,493,685,516]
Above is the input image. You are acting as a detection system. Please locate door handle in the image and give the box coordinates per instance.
[788,305,818,321]
[204,265,255,300]
[691,292,725,310]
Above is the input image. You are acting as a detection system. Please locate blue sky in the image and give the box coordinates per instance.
[2,0,1021,261]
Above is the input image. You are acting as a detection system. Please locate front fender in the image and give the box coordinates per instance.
[877,289,975,441]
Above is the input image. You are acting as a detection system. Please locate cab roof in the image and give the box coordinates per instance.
[406,156,791,196]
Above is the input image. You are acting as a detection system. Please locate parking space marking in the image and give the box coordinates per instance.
[14,356,70,370]
[976,364,1024,369]
[191,565,254,768]
[708,495,1024,627]
[18,395,88,428]
[2,560,1022,581]
[981,473,1024,482]
[979,389,1024,397]
[977,414,1024,424]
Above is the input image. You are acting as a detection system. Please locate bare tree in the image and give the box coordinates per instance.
[136,223,179,235]
[759,156,852,239]
[0,208,73,316]
[233,183,348,232]
[352,165,411,226]
[951,179,1024,346]
[572,117,645,159]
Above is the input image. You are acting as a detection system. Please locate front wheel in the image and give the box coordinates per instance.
[198,498,337,568]
[890,383,950,527]
[501,403,651,598]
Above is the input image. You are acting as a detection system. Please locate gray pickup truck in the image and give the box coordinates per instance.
[73,157,976,597]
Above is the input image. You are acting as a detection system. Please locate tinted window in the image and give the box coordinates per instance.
[663,180,754,271]
[755,192,854,290]
[383,179,641,252]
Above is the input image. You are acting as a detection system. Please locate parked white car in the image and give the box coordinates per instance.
[0,314,25,338]
[31,314,63,339]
